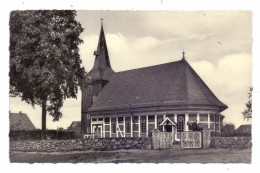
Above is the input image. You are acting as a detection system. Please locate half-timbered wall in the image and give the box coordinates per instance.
[89,113,222,140]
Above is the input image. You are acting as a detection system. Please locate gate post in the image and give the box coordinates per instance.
[202,130,211,149]
[151,129,160,149]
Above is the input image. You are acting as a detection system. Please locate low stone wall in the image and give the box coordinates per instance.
[83,137,151,151]
[211,137,252,149]
[10,140,84,152]
[10,137,151,152]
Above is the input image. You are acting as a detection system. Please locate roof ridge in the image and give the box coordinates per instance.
[115,60,183,75]
[163,61,184,103]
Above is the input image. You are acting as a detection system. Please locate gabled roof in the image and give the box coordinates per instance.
[88,58,227,113]
[88,24,115,81]
[68,121,81,131]
[9,112,36,131]
[236,124,251,134]
[159,117,176,126]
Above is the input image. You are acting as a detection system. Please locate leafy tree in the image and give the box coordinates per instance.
[242,87,252,120]
[9,10,85,139]
[221,123,235,136]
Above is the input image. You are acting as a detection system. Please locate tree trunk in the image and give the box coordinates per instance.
[42,100,47,140]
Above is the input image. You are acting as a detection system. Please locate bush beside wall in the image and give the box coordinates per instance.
[211,137,252,149]
[9,130,78,141]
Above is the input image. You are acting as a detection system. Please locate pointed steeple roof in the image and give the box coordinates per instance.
[88,20,115,81]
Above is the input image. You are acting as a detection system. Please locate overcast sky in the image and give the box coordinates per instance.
[9,10,252,129]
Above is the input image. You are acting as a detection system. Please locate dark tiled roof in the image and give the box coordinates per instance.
[9,112,36,131]
[68,121,81,131]
[236,124,251,134]
[89,59,227,112]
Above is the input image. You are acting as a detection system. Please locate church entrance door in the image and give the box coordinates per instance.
[93,125,102,138]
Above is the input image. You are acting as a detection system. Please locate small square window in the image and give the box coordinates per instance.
[104,118,110,124]
[189,114,197,121]
[133,116,139,123]
[148,115,155,123]
[118,117,123,123]
[199,114,208,122]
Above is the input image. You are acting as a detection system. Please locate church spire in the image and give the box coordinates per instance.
[89,19,115,81]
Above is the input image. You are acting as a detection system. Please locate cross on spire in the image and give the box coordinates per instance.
[100,18,104,26]
[182,50,185,60]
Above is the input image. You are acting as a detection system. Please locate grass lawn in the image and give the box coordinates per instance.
[9,148,251,163]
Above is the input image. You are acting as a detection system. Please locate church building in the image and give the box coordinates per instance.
[81,22,227,141]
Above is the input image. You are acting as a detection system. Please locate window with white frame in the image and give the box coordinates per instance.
[111,118,116,133]
[118,117,124,124]
[157,115,163,131]
[141,116,146,133]
[199,114,208,122]
[215,114,220,131]
[189,114,197,122]
[148,115,155,123]
[209,114,215,130]
[177,114,185,132]
[132,116,139,132]
[104,118,110,124]
[125,117,131,133]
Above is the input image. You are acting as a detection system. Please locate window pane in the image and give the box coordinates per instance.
[141,116,146,133]
[104,118,110,124]
[210,114,214,122]
[133,116,139,123]
[118,117,123,124]
[98,118,103,121]
[111,118,116,133]
[199,114,208,122]
[177,114,185,132]
[157,115,163,131]
[92,118,97,121]
[148,115,155,123]
[105,125,110,131]
[148,124,155,132]
[189,114,197,121]
[125,117,131,133]
[215,124,220,130]
[210,123,214,130]
[215,114,220,122]
[133,124,139,131]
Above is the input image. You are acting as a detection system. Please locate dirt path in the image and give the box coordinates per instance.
[9,148,251,163]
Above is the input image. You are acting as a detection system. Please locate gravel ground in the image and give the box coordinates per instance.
[9,148,251,163]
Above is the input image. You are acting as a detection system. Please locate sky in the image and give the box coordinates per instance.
[9,10,252,129]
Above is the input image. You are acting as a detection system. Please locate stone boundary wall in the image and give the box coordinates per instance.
[10,137,151,152]
[211,137,252,149]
